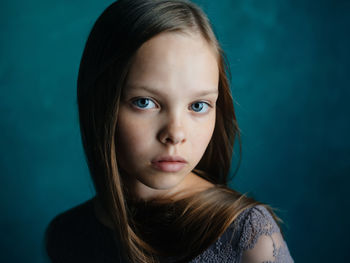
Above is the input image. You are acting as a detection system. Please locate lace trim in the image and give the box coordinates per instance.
[239,206,280,250]
[261,241,294,263]
[189,236,238,262]
[189,206,294,263]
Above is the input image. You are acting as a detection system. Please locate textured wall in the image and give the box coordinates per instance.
[0,0,349,262]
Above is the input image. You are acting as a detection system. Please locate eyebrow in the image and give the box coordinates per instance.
[126,84,218,97]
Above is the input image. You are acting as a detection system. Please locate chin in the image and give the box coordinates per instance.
[143,173,184,190]
[148,179,181,190]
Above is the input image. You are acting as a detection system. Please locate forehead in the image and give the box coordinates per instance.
[125,32,219,96]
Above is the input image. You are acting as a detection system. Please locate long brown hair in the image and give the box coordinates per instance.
[77,0,275,262]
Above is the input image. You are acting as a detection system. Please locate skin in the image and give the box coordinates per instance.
[115,31,219,201]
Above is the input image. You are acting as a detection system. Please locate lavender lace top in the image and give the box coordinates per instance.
[189,205,294,263]
[46,200,294,263]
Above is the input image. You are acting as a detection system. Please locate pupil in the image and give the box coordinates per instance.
[139,99,148,107]
[193,103,203,111]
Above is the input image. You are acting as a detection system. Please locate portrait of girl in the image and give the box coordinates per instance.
[45,0,294,262]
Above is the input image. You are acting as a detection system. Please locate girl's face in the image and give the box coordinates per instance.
[116,32,219,200]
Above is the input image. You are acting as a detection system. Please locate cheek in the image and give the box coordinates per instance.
[116,112,155,158]
[189,115,216,157]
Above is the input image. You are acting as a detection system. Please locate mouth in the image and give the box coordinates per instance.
[151,155,187,172]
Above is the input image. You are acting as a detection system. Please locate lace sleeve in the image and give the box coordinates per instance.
[239,206,294,263]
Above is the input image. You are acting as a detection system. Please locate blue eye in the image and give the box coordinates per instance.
[191,102,210,113]
[132,98,156,109]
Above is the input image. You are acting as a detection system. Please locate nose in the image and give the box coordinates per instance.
[158,117,186,145]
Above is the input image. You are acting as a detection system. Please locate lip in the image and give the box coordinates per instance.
[152,155,187,163]
[151,155,187,172]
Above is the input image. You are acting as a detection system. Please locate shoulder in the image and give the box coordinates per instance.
[189,205,279,263]
[46,199,97,242]
[45,199,120,262]
[234,205,281,246]
[233,205,294,263]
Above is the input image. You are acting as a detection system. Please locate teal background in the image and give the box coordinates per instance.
[0,0,349,262]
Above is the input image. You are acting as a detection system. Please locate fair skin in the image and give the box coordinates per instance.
[115,31,219,202]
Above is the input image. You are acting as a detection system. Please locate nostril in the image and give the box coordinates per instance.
[158,127,186,145]
[162,136,181,145]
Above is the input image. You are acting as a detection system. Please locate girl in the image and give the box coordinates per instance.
[46,0,294,262]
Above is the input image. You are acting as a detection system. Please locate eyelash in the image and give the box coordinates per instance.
[131,97,212,113]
